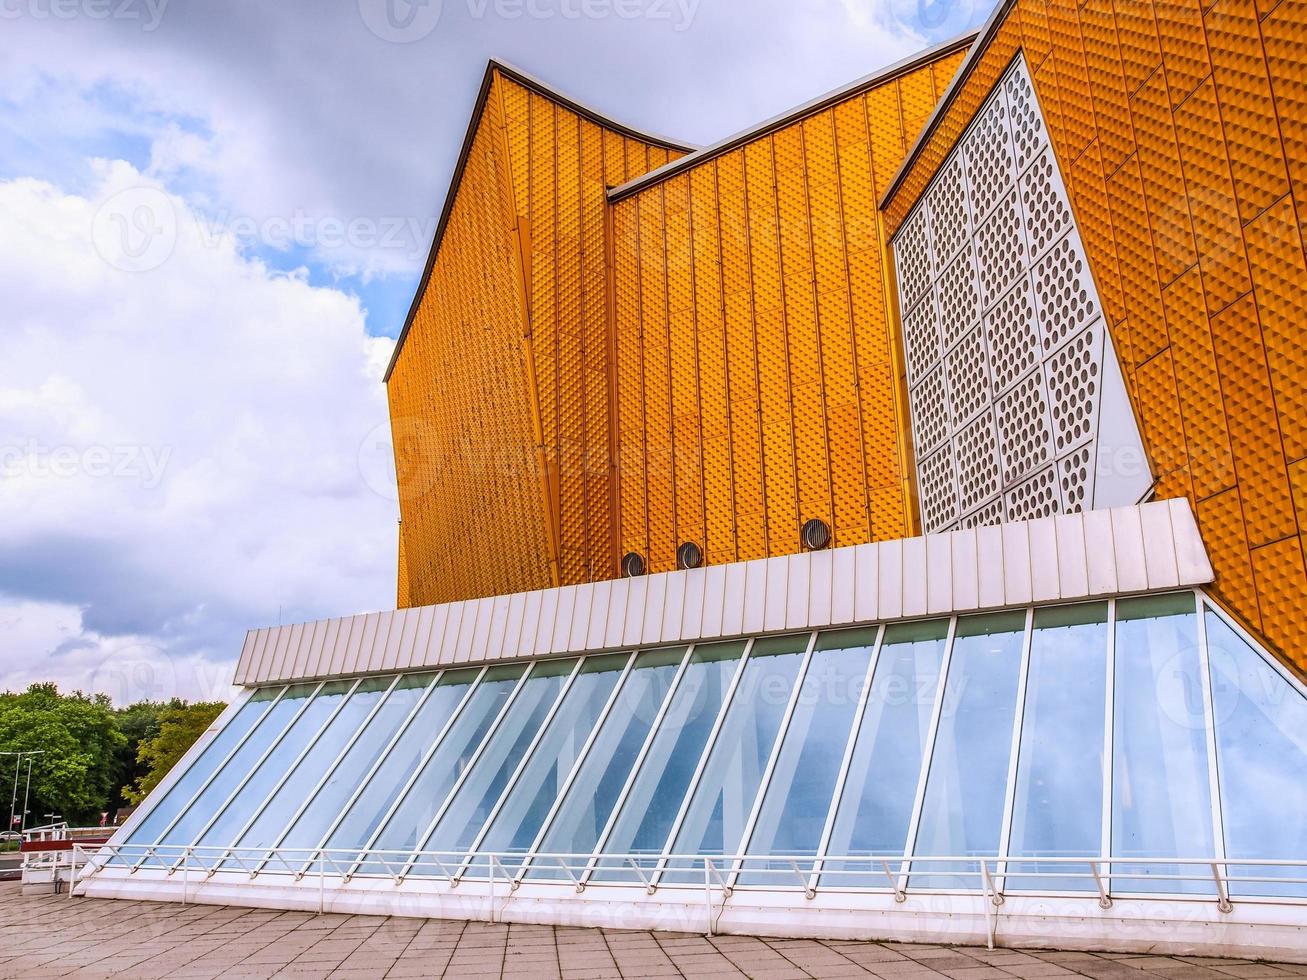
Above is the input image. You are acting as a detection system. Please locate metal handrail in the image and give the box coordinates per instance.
[71,843,1307,902]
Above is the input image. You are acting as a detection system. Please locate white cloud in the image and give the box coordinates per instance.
[0,599,237,704]
[0,163,397,703]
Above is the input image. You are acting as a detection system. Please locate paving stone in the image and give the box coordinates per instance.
[1,881,1299,979]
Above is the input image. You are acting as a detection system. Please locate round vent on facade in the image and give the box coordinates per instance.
[801,518,832,551]
[676,541,703,570]
[621,552,647,577]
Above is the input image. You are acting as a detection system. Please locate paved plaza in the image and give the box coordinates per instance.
[2,882,1303,980]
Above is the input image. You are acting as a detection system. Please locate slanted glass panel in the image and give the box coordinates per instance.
[194,681,352,858]
[1113,593,1213,894]
[121,688,279,857]
[529,648,685,880]
[741,627,878,885]
[280,673,436,860]
[912,612,1026,889]
[413,659,574,873]
[663,634,810,883]
[1007,604,1108,891]
[152,684,317,863]
[1206,610,1307,898]
[596,641,746,881]
[469,654,629,876]
[822,620,948,887]
[357,665,520,874]
[232,677,394,868]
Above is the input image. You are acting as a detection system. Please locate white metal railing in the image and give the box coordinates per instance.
[70,843,1307,945]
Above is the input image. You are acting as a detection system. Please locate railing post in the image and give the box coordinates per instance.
[1089,860,1112,910]
[182,848,189,906]
[704,859,714,938]
[318,850,325,916]
[489,854,497,925]
[1211,862,1233,914]
[979,861,997,951]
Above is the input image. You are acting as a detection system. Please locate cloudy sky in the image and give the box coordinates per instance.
[0,0,993,704]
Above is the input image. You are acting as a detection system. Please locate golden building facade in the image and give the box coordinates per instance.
[387,5,1306,672]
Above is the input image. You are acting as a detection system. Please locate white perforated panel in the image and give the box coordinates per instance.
[937,245,981,350]
[945,326,992,427]
[918,446,960,533]
[893,55,1142,532]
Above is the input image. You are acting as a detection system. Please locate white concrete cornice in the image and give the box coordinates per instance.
[233,499,1213,687]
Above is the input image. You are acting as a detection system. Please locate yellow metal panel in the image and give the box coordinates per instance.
[1130,68,1198,286]
[1069,142,1125,329]
[1243,196,1307,462]
[1156,0,1211,109]
[1197,488,1262,633]
[1252,538,1307,655]
[1105,155,1167,364]
[1261,6,1307,252]
[1205,0,1291,224]
[1212,294,1298,550]
[1047,0,1096,159]
[1113,0,1163,96]
[1017,0,1052,69]
[1078,1,1134,177]
[1162,267,1235,501]
[1172,77,1254,315]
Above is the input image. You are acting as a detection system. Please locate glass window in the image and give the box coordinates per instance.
[1113,593,1212,894]
[470,655,629,876]
[529,648,685,880]
[1206,610,1307,898]
[121,688,279,856]
[741,628,877,885]
[356,665,521,874]
[116,688,281,865]
[596,641,746,881]
[1007,604,1108,891]
[279,673,436,862]
[232,677,395,868]
[153,684,318,861]
[194,681,352,858]
[912,611,1026,890]
[663,635,809,883]
[412,659,574,875]
[822,620,948,888]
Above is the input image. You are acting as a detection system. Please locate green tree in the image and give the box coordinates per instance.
[110,700,174,812]
[0,684,127,826]
[125,701,226,805]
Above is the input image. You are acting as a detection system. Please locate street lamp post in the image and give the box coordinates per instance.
[21,757,34,833]
[0,752,46,834]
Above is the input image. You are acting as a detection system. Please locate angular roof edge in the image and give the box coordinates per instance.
[879,0,1018,213]
[233,499,1213,687]
[606,29,978,204]
[382,59,696,383]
